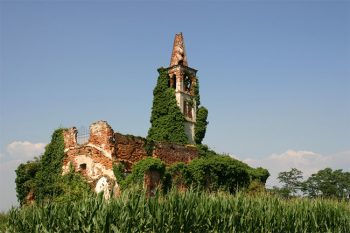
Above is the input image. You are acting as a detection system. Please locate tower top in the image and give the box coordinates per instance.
[170,33,188,67]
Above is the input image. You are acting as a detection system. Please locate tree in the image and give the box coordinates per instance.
[303,168,350,199]
[147,68,188,144]
[277,168,303,197]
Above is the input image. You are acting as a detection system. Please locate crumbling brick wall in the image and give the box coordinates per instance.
[89,121,114,158]
[153,142,198,165]
[113,133,198,170]
[62,120,198,198]
[113,133,148,171]
[63,127,77,149]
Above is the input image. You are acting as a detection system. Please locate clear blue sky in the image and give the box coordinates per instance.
[0,1,349,210]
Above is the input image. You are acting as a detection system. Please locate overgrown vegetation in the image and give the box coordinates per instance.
[113,158,166,191]
[34,128,66,202]
[115,148,269,195]
[15,129,91,206]
[147,68,188,144]
[15,158,40,206]
[194,106,208,144]
[147,68,209,145]
[4,189,350,232]
[187,156,250,192]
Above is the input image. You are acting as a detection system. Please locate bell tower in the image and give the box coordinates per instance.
[166,33,198,144]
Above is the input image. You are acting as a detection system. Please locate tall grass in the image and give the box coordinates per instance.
[5,188,350,232]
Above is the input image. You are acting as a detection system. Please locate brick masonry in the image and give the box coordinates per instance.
[62,120,198,198]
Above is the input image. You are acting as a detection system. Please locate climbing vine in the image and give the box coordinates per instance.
[147,68,188,144]
[195,107,209,144]
[34,128,66,202]
[193,78,200,109]
[15,128,91,205]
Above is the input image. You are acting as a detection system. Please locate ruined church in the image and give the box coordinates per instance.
[62,33,201,197]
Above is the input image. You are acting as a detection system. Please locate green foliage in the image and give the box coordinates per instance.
[194,107,208,144]
[131,157,166,182]
[143,139,155,156]
[119,158,166,190]
[0,212,9,232]
[161,171,172,194]
[112,163,126,184]
[194,78,200,109]
[247,180,266,195]
[53,171,92,203]
[277,168,303,198]
[248,167,270,183]
[15,158,40,205]
[5,190,350,232]
[303,168,350,199]
[168,162,191,188]
[196,144,219,158]
[194,145,270,186]
[147,68,188,144]
[15,128,92,205]
[34,128,66,202]
[187,156,250,193]
[112,163,131,190]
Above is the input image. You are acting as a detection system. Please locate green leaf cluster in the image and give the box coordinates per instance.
[128,148,269,194]
[194,107,208,144]
[115,158,166,190]
[193,78,200,109]
[147,68,188,144]
[15,158,40,206]
[303,168,350,199]
[34,129,66,202]
[273,167,350,199]
[187,156,250,192]
[15,129,91,205]
[7,188,350,232]
[193,78,209,144]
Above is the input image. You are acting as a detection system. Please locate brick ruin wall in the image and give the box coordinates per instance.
[62,120,198,198]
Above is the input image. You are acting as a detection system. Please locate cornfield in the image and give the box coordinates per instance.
[4,189,350,233]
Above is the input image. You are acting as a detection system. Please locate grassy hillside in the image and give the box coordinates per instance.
[3,188,350,232]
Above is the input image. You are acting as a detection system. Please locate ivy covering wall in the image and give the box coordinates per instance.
[125,152,269,194]
[195,107,208,144]
[147,68,188,144]
[192,78,208,144]
[15,129,91,205]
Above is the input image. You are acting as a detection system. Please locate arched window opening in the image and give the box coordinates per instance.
[184,76,192,93]
[183,101,193,119]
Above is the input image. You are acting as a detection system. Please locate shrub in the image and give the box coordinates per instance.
[15,158,40,205]
[168,162,191,188]
[187,156,250,193]
[120,158,166,190]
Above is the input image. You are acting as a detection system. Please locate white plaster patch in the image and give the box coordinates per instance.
[95,177,110,199]
[73,155,115,180]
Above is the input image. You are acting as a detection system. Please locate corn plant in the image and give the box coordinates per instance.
[5,188,350,233]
